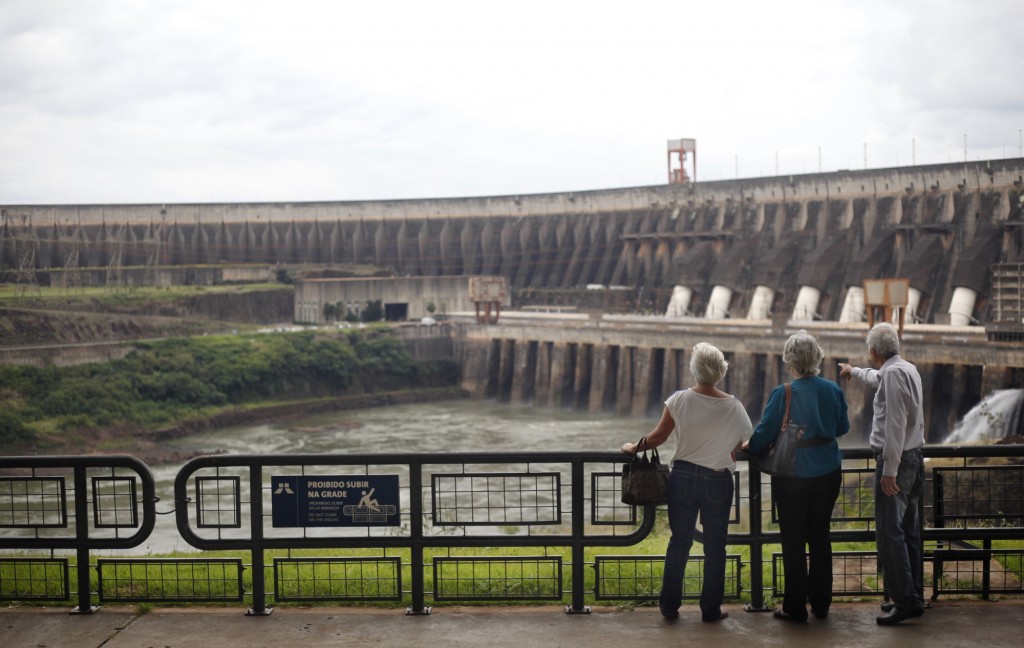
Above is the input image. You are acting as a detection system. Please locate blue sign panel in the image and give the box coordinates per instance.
[271,475,400,527]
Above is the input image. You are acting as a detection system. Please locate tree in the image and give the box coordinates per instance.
[361,300,384,322]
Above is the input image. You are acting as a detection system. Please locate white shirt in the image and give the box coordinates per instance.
[852,354,925,477]
[664,389,753,472]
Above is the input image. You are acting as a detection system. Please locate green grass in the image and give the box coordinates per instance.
[3,525,1022,609]
[0,282,289,304]
[993,540,1024,582]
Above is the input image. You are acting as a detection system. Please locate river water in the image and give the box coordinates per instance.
[137,400,659,554]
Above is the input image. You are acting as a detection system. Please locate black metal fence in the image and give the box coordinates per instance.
[1,446,1022,615]
[0,455,156,613]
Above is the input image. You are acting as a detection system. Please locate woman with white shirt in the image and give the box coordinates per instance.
[621,342,752,623]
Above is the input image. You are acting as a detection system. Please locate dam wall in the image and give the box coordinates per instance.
[2,159,1022,327]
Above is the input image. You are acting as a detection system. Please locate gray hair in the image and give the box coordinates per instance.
[783,330,823,376]
[690,342,728,385]
[866,322,901,358]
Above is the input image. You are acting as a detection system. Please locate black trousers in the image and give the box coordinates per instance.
[772,468,842,618]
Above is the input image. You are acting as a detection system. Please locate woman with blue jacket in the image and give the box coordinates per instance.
[744,330,849,622]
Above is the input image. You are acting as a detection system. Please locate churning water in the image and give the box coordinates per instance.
[164,400,657,457]
[943,388,1024,444]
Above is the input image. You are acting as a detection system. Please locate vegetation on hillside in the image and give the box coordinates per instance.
[0,327,457,448]
[0,282,291,307]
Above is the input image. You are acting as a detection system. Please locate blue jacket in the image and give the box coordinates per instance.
[748,376,850,478]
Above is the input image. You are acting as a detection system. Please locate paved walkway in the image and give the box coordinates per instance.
[3,600,1023,648]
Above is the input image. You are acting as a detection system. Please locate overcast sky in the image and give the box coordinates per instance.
[1,0,1021,205]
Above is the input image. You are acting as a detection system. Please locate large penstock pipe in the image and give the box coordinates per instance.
[792,285,821,321]
[665,285,693,317]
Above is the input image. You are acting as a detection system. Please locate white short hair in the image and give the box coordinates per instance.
[690,342,728,385]
[867,322,900,358]
[783,330,823,376]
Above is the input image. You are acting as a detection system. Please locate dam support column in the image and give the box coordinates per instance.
[534,342,552,408]
[574,343,593,410]
[548,342,576,408]
[497,340,516,403]
[589,344,617,414]
[631,347,658,416]
[727,351,765,419]
[981,365,1014,395]
[661,348,686,398]
[510,340,537,404]
[458,338,497,399]
[615,346,634,416]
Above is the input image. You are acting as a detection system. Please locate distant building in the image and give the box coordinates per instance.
[294,275,508,324]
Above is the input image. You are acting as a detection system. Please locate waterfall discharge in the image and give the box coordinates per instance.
[943,389,1024,444]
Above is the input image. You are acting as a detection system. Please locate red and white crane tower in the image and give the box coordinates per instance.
[667,138,696,184]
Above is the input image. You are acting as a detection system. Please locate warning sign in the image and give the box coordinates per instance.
[271,475,400,527]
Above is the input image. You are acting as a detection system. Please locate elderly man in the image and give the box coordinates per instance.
[839,322,926,625]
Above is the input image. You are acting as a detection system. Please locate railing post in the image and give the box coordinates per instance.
[982,539,992,600]
[918,470,928,606]
[744,464,769,612]
[407,462,430,614]
[566,459,590,614]
[71,466,96,614]
[247,464,271,616]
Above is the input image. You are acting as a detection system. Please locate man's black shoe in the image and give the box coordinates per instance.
[880,601,895,612]
[876,606,923,625]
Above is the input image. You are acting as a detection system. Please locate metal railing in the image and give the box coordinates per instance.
[172,452,655,615]
[1,446,1023,615]
[0,455,156,613]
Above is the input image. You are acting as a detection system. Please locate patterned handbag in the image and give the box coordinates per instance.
[621,436,671,505]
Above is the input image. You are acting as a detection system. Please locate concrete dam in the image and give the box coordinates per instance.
[3,159,1024,440]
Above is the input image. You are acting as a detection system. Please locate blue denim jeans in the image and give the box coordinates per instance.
[659,460,734,620]
[874,448,924,610]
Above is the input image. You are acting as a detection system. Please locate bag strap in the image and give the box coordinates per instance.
[781,384,832,448]
[636,435,659,461]
[781,383,792,431]
[781,383,836,449]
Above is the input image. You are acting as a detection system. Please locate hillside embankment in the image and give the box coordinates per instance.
[1,286,464,465]
[0,286,294,347]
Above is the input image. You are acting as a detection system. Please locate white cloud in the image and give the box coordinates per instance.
[1,0,1021,204]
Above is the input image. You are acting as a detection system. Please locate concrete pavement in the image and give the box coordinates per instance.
[2,600,1023,648]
